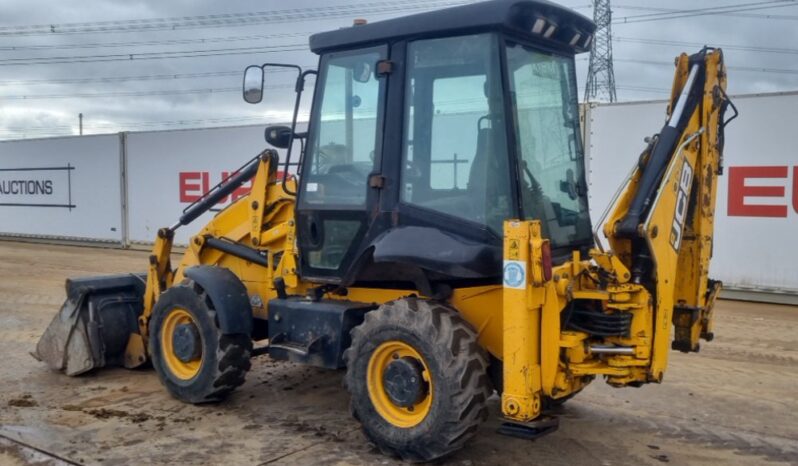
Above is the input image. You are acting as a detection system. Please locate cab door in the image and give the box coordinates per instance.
[295,45,388,283]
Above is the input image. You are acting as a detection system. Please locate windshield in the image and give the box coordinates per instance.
[506,42,592,250]
[301,47,384,207]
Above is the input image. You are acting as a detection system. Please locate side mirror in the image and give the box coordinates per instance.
[243,65,264,104]
[559,168,578,200]
[352,61,372,83]
[264,125,294,149]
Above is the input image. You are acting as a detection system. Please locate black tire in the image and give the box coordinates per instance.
[149,279,252,404]
[344,298,491,462]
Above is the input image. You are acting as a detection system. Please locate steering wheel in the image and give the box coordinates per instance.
[327,164,366,188]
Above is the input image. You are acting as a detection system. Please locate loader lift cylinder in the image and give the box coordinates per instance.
[173,155,262,229]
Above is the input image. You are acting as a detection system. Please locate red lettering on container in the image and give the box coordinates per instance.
[179,172,202,202]
[179,171,257,204]
[728,166,788,218]
[794,167,798,214]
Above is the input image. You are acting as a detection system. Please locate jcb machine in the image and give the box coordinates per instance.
[35,0,736,461]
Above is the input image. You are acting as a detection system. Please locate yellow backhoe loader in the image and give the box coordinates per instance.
[34,0,737,461]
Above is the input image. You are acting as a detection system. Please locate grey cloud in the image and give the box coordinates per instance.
[1,0,796,139]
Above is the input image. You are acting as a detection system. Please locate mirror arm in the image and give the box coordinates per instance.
[282,69,318,196]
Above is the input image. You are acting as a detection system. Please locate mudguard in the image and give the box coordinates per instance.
[183,266,253,336]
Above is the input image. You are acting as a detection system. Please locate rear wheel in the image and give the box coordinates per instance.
[344,298,491,462]
[149,280,252,404]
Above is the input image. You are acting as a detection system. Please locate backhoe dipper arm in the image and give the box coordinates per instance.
[602,48,734,360]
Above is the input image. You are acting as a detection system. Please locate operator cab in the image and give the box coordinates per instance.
[246,0,596,291]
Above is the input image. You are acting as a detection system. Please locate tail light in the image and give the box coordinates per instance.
[542,241,553,282]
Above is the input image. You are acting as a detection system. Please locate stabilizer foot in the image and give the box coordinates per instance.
[498,416,559,440]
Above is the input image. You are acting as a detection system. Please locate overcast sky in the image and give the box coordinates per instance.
[0,0,796,140]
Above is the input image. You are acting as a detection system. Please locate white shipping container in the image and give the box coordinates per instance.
[0,134,123,243]
[125,124,301,245]
[585,91,798,294]
[1,90,795,298]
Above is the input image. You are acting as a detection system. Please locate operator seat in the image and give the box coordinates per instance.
[467,119,509,227]
[467,125,492,205]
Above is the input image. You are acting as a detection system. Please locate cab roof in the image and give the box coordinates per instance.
[309,0,596,55]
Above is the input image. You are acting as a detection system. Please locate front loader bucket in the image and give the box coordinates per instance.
[33,273,147,376]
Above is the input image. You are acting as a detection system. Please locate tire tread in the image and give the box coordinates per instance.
[344,298,491,462]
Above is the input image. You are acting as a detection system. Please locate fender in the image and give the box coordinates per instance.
[183,266,253,336]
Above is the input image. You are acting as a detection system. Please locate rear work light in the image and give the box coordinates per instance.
[531,18,546,34]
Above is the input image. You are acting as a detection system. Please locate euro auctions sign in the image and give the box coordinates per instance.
[0,165,75,209]
[124,125,286,245]
[0,134,123,242]
[178,171,251,204]
[728,166,798,218]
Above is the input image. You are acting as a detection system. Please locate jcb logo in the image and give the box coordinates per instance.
[670,159,694,251]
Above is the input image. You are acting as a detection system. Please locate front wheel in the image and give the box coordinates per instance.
[149,280,252,404]
[344,298,491,462]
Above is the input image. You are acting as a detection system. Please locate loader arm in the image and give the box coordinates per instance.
[134,149,297,338]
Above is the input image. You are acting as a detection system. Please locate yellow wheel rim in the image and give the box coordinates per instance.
[367,340,433,428]
[160,308,202,381]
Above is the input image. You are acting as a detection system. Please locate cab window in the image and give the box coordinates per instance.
[301,47,384,207]
[400,34,513,234]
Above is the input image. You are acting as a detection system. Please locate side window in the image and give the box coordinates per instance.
[301,48,383,207]
[506,43,591,248]
[428,76,489,190]
[298,47,385,274]
[401,34,512,234]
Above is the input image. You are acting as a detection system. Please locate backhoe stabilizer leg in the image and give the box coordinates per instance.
[498,416,559,441]
[672,280,721,353]
[501,220,546,422]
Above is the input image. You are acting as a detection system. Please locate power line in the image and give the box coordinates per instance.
[614,37,798,55]
[1,83,301,100]
[613,57,798,75]
[614,0,798,23]
[4,87,240,100]
[0,44,307,66]
[2,116,278,132]
[0,70,241,86]
[0,32,309,52]
[613,3,798,20]
[615,0,791,19]
[0,0,470,37]
[0,64,317,86]
[0,114,315,138]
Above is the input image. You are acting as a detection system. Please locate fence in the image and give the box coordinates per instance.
[1,91,796,296]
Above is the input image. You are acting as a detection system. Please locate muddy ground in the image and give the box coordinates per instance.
[0,240,796,465]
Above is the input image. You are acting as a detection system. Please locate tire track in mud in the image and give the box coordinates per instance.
[699,346,798,368]
[579,398,798,463]
[0,291,64,306]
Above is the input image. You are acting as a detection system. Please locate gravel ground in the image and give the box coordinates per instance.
[1,240,796,465]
